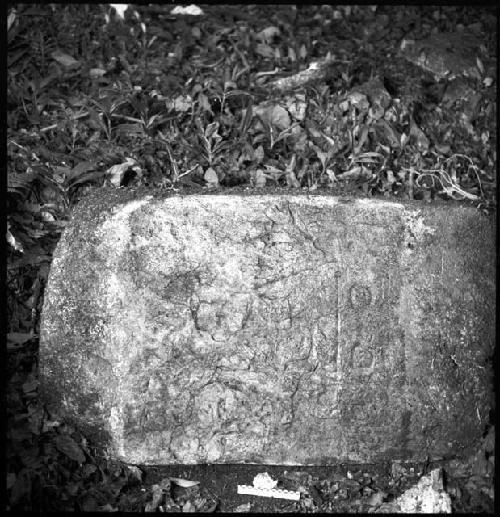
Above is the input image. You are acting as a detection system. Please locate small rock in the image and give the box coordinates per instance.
[400,31,483,80]
[234,502,252,512]
[253,472,277,490]
[393,468,452,513]
[367,491,386,507]
[181,500,195,512]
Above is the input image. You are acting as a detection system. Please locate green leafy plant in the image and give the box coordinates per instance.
[84,90,129,141]
[192,119,233,167]
[114,92,174,138]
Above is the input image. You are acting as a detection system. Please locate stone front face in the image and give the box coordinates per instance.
[39,190,495,465]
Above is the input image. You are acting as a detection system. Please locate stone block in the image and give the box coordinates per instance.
[39,188,495,465]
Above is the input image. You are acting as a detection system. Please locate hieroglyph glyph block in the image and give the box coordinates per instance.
[40,189,495,465]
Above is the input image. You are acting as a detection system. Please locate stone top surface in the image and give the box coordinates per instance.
[40,188,495,465]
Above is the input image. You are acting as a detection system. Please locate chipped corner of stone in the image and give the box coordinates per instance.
[97,194,154,250]
[106,194,154,226]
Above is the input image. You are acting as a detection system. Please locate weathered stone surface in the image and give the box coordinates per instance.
[39,188,495,465]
